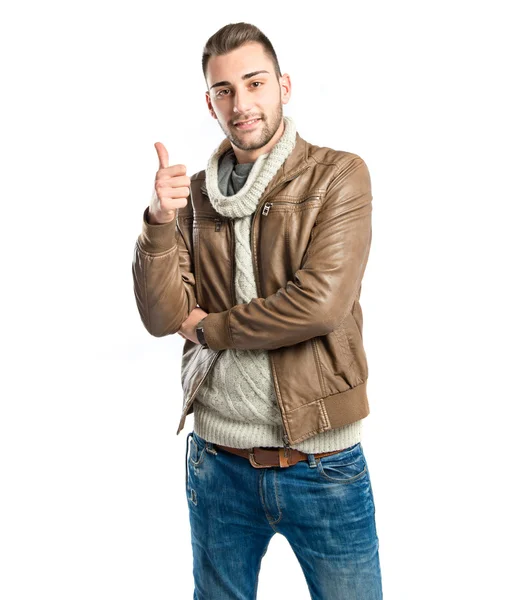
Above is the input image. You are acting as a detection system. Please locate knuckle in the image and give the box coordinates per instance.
[155,177,168,188]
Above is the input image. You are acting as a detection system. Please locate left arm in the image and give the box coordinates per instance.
[199,156,373,351]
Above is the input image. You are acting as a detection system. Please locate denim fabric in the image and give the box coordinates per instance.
[185,431,383,599]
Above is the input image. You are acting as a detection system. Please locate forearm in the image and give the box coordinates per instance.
[202,238,369,351]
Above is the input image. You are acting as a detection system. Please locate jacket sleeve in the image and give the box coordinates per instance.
[202,156,373,351]
[132,206,197,337]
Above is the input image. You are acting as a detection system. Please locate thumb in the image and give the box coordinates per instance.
[154,142,169,169]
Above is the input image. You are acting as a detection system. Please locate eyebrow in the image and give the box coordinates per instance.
[209,70,270,91]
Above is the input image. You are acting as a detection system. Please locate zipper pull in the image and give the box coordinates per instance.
[215,220,222,232]
[282,432,291,456]
[262,202,273,216]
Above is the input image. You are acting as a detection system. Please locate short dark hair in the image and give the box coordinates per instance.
[202,22,282,85]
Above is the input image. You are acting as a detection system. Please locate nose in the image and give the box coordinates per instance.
[233,87,253,116]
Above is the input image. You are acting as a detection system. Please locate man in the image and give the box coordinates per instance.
[132,21,383,600]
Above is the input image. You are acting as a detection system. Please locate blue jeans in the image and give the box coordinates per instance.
[185,431,383,600]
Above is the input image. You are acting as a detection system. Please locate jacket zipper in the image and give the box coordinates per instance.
[251,196,293,451]
[250,168,316,449]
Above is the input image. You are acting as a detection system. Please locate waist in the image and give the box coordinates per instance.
[214,442,348,469]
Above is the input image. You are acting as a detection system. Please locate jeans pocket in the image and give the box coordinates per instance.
[316,443,368,484]
[189,432,207,467]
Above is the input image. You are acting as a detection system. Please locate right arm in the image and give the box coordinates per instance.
[131,142,198,337]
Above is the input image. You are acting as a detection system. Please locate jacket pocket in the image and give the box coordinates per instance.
[315,331,356,393]
[260,194,322,215]
[315,314,368,394]
[341,312,368,382]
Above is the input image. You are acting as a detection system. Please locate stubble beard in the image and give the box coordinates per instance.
[219,100,284,152]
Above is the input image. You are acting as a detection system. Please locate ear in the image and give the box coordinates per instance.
[205,91,217,119]
[279,73,292,105]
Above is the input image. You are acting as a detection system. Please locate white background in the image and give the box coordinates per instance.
[1,1,505,598]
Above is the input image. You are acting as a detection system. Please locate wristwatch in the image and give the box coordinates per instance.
[196,318,209,349]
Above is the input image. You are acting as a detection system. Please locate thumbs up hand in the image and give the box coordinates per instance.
[148,142,191,224]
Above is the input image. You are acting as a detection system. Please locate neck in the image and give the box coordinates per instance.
[231,119,286,164]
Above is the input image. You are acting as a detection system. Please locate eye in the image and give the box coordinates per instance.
[251,81,263,88]
[216,89,230,97]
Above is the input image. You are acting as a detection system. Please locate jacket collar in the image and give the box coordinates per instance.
[200,131,310,198]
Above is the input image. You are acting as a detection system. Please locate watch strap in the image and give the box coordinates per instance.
[196,318,209,348]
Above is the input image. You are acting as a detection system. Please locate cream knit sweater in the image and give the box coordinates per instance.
[192,116,362,452]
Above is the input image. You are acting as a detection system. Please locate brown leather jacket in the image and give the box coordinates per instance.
[132,131,373,446]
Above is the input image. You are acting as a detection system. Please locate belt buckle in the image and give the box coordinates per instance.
[248,447,293,469]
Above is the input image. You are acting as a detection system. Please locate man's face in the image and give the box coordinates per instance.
[205,42,291,154]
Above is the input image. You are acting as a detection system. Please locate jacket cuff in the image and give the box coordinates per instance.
[137,207,178,254]
[201,311,232,350]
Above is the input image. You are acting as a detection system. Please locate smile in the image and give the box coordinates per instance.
[234,118,261,130]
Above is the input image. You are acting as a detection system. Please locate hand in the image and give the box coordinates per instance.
[149,142,191,224]
[177,307,209,344]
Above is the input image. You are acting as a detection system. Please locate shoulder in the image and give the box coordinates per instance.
[302,140,372,204]
[301,139,371,194]
[306,141,368,171]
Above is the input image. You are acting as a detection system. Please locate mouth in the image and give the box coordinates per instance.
[234,117,262,130]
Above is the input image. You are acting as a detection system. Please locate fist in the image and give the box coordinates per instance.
[149,142,191,224]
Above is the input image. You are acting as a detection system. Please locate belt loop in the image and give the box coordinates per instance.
[279,447,291,468]
[307,453,317,468]
[205,440,217,455]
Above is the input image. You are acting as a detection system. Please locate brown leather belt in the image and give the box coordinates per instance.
[214,443,346,469]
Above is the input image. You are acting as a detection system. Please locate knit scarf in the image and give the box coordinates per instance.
[205,115,297,219]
